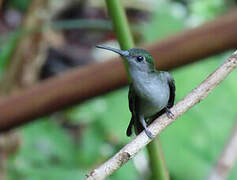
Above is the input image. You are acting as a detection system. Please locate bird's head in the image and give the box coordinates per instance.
[96,45,155,72]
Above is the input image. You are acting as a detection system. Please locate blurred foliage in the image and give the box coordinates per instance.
[1,0,236,179]
[144,1,185,42]
[7,0,32,12]
[189,0,226,22]
[0,32,20,78]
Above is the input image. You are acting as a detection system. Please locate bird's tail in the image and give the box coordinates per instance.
[127,109,166,137]
[126,116,143,136]
[126,117,133,136]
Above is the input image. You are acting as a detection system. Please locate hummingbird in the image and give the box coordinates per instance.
[96,45,175,138]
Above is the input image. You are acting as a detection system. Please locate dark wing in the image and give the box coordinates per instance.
[167,73,176,108]
[126,84,143,136]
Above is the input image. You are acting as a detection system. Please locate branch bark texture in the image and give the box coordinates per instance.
[86,51,237,179]
[0,11,237,132]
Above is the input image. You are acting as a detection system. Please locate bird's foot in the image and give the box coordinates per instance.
[140,117,155,139]
[144,128,154,139]
[166,108,174,119]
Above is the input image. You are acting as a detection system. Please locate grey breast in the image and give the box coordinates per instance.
[137,74,170,118]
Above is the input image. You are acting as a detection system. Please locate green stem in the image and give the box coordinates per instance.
[105,0,134,74]
[104,0,169,179]
[105,0,134,49]
[147,138,169,180]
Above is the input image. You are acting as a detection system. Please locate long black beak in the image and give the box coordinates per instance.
[96,45,129,56]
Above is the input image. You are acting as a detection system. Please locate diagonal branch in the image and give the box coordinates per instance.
[86,51,237,180]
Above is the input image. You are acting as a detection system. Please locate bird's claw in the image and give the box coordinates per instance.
[145,129,154,139]
[166,108,174,119]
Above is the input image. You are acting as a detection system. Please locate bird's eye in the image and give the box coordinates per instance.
[136,56,144,62]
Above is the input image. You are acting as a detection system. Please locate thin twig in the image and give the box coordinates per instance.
[208,121,237,180]
[86,51,237,180]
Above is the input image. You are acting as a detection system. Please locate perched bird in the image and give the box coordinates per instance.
[96,45,175,138]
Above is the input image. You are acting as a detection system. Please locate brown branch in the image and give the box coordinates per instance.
[149,10,237,70]
[86,50,237,180]
[208,121,237,180]
[0,11,237,132]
